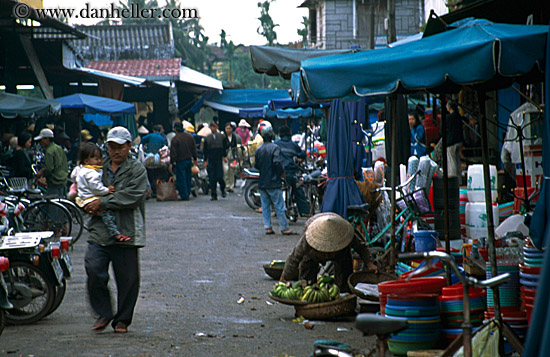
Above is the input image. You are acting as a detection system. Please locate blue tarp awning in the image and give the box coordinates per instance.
[295,19,547,102]
[268,98,329,110]
[204,89,290,114]
[55,93,136,115]
[238,105,323,120]
[0,92,61,118]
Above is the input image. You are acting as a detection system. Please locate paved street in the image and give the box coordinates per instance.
[0,187,374,356]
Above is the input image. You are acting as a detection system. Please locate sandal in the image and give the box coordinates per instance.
[114,322,128,333]
[265,228,275,235]
[115,234,131,242]
[281,230,298,236]
[91,317,111,332]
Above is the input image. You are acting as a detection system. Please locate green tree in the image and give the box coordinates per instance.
[220,29,236,82]
[297,16,309,47]
[257,0,279,46]
[229,47,287,89]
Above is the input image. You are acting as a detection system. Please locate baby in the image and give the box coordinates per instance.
[71,142,130,242]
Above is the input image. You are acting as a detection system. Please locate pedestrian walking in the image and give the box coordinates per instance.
[203,122,228,201]
[254,126,296,235]
[83,126,147,334]
[170,122,198,201]
[274,126,310,216]
[34,128,68,198]
[223,122,241,193]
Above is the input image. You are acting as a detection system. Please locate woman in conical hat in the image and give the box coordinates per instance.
[280,212,377,292]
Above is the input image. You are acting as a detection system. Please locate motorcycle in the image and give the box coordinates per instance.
[241,167,260,210]
[196,158,210,195]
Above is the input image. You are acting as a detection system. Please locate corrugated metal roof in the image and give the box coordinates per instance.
[72,23,174,61]
[86,58,181,80]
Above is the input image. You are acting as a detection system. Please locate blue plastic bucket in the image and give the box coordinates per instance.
[414,231,438,252]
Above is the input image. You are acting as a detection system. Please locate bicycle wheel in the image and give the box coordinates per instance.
[51,198,84,246]
[3,261,55,325]
[22,201,72,239]
[309,185,321,216]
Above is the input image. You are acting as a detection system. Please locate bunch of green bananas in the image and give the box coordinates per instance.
[271,282,303,300]
[301,284,331,303]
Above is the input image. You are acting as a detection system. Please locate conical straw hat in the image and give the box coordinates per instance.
[305,213,354,252]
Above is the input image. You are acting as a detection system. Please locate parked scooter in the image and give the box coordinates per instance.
[0,256,12,336]
[241,167,260,210]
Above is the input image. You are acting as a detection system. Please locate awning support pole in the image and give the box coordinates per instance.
[441,97,451,285]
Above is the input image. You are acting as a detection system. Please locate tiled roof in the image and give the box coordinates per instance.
[86,58,181,80]
[72,23,174,61]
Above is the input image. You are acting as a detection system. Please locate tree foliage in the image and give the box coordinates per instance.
[297,16,309,47]
[257,0,279,46]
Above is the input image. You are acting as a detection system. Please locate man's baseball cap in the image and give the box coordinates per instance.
[34,128,54,141]
[106,126,132,144]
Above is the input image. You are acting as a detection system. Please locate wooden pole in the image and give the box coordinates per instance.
[390,95,397,271]
[478,90,504,353]
[441,97,451,285]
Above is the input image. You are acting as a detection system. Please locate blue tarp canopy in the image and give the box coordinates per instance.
[204,89,289,114]
[54,93,136,115]
[268,98,328,110]
[0,92,61,118]
[295,19,547,102]
[238,105,323,120]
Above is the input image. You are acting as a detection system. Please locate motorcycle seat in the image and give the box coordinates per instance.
[347,203,370,218]
[355,313,408,337]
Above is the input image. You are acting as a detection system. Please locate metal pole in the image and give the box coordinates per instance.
[390,95,397,271]
[441,98,451,285]
[478,91,503,351]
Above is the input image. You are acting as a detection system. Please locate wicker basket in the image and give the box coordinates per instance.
[347,271,397,301]
[294,294,357,320]
[263,264,283,280]
[8,177,28,190]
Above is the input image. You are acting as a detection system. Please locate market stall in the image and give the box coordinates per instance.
[290,19,547,354]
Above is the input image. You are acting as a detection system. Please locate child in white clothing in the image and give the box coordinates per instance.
[71,142,130,242]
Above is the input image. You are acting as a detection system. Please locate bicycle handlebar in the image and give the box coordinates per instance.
[398,251,510,290]
[376,170,421,193]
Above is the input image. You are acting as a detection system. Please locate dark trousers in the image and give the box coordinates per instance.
[174,159,192,200]
[286,174,310,215]
[207,159,225,198]
[85,242,140,327]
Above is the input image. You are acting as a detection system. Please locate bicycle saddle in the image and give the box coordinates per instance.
[347,203,370,217]
[355,313,408,336]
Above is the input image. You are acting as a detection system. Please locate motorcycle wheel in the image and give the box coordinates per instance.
[190,176,198,197]
[0,309,4,336]
[244,181,261,210]
[47,279,66,316]
[4,261,55,325]
[201,179,210,195]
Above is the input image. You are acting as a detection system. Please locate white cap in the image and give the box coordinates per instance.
[34,128,54,140]
[106,126,132,144]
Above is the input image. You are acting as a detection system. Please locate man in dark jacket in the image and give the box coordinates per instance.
[280,213,377,292]
[275,126,310,216]
[255,126,295,235]
[83,126,147,334]
[203,122,228,201]
[35,128,68,197]
[170,122,198,200]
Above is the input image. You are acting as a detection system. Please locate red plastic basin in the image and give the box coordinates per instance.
[379,276,447,295]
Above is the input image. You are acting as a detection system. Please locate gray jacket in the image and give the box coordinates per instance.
[88,156,147,247]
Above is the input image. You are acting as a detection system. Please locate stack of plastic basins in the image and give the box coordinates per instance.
[385,293,441,355]
[520,240,543,324]
[439,283,486,345]
[378,276,447,316]
[485,261,528,344]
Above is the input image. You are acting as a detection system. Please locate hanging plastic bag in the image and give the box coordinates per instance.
[454,321,499,357]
